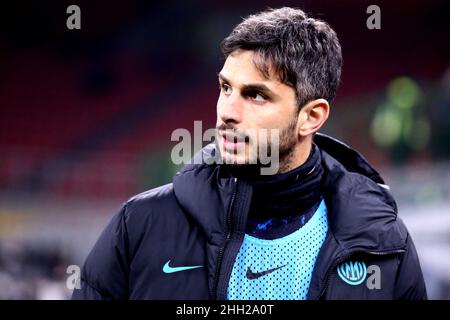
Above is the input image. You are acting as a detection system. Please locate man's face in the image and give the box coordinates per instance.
[216,49,299,169]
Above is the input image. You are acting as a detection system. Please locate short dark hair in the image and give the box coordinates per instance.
[221,7,342,109]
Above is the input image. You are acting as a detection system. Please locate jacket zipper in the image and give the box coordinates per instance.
[211,177,238,299]
[318,248,406,299]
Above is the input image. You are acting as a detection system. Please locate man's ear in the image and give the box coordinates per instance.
[297,99,330,137]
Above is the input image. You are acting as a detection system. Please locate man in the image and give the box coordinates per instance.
[72,7,427,300]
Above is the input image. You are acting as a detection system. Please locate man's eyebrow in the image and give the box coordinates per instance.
[241,84,274,96]
[217,72,229,83]
[217,72,277,97]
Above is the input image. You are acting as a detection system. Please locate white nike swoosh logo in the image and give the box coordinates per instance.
[162,260,203,273]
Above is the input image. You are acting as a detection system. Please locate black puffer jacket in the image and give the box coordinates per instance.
[72,133,427,300]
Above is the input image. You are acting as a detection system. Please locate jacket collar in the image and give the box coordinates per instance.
[172,145,233,246]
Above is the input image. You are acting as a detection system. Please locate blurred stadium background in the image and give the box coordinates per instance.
[0,0,449,299]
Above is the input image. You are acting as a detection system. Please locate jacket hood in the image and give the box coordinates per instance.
[173,133,408,253]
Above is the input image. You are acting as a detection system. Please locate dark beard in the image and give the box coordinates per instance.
[272,114,298,170]
[221,114,299,175]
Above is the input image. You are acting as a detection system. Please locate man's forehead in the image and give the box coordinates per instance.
[219,50,281,87]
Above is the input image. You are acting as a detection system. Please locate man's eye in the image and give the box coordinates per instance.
[220,83,232,94]
[249,92,266,102]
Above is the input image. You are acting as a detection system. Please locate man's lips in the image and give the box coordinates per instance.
[219,132,247,151]
[219,130,249,141]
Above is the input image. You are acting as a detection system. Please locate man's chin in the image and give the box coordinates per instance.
[220,152,261,168]
[220,154,251,166]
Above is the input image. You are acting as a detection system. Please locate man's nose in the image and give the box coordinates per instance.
[218,93,243,125]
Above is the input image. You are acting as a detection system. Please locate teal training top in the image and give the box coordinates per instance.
[227,198,328,300]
